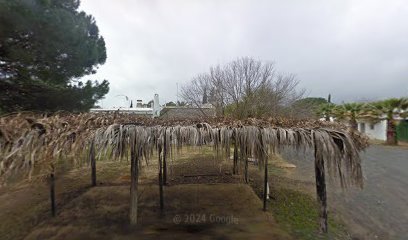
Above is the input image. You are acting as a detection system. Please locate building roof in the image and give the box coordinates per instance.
[90,107,153,113]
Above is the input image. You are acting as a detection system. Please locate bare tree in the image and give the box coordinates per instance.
[209,65,229,116]
[269,73,306,116]
[180,74,209,107]
[224,58,273,108]
[179,74,211,116]
[180,57,304,118]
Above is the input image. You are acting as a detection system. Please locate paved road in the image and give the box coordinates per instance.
[281,145,408,240]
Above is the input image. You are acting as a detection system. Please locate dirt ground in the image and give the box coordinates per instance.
[0,148,293,240]
[24,184,291,240]
[0,162,130,240]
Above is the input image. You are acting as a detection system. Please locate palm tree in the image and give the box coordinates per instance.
[365,98,408,145]
[317,103,336,121]
[333,103,366,131]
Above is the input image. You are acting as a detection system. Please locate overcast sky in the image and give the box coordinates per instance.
[80,0,408,108]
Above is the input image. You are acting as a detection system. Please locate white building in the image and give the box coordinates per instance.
[90,107,154,116]
[90,94,161,118]
[357,119,387,141]
[319,116,387,141]
[357,113,408,141]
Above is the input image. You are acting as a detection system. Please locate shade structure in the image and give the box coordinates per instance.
[0,113,368,232]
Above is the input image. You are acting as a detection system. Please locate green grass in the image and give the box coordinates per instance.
[267,167,351,240]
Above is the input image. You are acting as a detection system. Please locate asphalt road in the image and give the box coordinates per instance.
[281,145,408,240]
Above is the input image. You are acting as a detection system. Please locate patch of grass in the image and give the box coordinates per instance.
[248,155,350,240]
[268,164,286,175]
[269,188,350,240]
[265,162,351,240]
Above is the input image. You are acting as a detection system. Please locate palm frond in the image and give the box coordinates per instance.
[0,112,367,188]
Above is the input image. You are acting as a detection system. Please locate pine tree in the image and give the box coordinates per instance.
[0,0,109,112]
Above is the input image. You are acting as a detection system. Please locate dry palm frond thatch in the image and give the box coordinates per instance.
[0,113,367,231]
[0,113,367,188]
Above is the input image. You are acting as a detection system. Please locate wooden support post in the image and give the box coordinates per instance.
[244,156,249,184]
[260,129,268,211]
[159,145,164,214]
[263,156,268,211]
[233,142,238,175]
[314,141,328,233]
[130,145,139,225]
[50,170,56,217]
[163,129,167,185]
[90,140,96,187]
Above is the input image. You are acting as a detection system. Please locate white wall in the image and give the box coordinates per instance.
[357,120,387,141]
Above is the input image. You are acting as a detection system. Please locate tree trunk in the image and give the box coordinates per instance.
[314,146,328,233]
[50,171,56,217]
[386,119,398,145]
[130,147,139,224]
[349,118,358,131]
[90,140,96,187]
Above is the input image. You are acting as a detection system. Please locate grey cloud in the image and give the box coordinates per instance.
[80,0,408,107]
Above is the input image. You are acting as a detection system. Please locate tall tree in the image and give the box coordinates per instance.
[202,88,208,104]
[333,103,366,130]
[291,97,328,118]
[181,57,304,118]
[0,0,108,112]
[179,74,212,116]
[317,103,336,121]
[165,101,177,107]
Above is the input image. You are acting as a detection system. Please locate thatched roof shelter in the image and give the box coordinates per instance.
[0,112,368,233]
